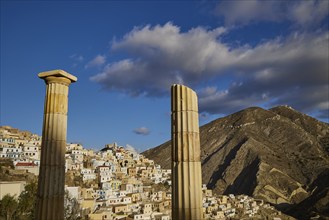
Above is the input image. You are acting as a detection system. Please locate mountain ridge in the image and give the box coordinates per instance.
[142,105,329,219]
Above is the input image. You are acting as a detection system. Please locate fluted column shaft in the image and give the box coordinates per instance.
[36,70,77,220]
[171,84,203,220]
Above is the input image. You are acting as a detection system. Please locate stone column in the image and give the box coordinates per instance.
[171,84,203,220]
[36,70,77,220]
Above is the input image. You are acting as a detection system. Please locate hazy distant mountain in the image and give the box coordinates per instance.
[142,106,329,219]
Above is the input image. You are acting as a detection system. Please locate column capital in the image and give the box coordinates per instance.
[38,69,77,85]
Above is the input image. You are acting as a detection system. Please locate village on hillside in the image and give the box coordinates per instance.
[0,126,293,220]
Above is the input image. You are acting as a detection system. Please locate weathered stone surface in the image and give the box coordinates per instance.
[38,69,77,83]
[171,84,203,220]
[36,70,77,220]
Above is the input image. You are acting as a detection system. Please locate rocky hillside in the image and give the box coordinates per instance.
[143,106,329,219]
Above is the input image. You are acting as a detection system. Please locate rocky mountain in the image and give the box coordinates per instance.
[142,105,329,219]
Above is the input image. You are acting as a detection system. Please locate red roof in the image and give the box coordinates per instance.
[16,162,37,167]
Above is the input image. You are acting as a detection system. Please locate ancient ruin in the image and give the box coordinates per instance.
[36,70,77,220]
[171,84,203,220]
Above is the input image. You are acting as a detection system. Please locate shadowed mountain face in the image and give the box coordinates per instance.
[142,106,329,219]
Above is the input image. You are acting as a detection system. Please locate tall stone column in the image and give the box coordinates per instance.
[36,70,77,220]
[171,84,203,220]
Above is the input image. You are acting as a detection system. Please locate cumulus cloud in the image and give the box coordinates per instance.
[215,0,283,25]
[91,22,328,121]
[85,54,106,69]
[133,127,150,136]
[198,32,329,117]
[91,23,231,96]
[215,0,328,28]
[290,0,329,27]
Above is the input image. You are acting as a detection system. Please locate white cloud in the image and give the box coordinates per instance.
[125,144,138,153]
[133,127,150,136]
[85,55,106,69]
[112,23,229,74]
[198,85,263,115]
[215,0,328,28]
[91,23,233,96]
[91,22,329,120]
[215,0,283,25]
[290,0,329,27]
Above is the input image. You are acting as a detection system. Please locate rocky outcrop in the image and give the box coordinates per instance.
[142,106,329,219]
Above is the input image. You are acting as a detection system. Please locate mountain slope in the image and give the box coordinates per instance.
[142,106,329,218]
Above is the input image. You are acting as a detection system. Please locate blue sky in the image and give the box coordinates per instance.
[1,0,328,152]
